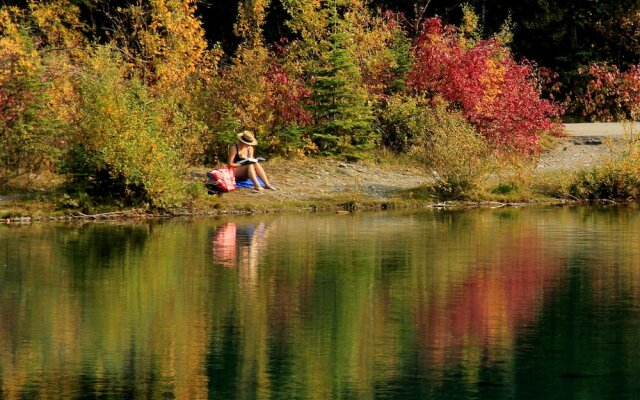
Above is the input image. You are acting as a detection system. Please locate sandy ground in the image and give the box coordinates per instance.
[536,123,631,172]
[228,157,432,203]
[535,136,625,172]
[563,122,639,137]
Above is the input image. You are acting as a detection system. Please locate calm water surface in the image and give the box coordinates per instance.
[1,207,640,399]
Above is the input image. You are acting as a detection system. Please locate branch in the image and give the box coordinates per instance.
[413,0,432,34]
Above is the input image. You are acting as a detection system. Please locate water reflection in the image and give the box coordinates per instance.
[212,222,270,288]
[1,208,640,399]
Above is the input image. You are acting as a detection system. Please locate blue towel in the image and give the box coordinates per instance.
[235,177,265,188]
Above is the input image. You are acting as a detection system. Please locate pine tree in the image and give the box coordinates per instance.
[308,3,375,155]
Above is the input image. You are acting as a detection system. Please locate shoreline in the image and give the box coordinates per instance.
[0,196,616,225]
[1,135,635,224]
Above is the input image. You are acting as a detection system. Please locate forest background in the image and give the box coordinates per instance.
[2,0,640,211]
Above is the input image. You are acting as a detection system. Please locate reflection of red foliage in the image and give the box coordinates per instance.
[213,223,237,268]
[409,18,564,154]
[414,234,563,369]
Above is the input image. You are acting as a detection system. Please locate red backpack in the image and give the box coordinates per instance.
[207,166,236,192]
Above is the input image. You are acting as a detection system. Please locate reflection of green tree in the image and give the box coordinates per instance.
[0,222,218,398]
[513,264,640,399]
[508,206,640,400]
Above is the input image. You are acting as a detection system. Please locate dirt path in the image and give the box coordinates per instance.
[239,158,432,202]
[536,123,630,172]
[564,122,638,137]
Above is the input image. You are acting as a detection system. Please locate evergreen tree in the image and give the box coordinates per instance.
[308,3,375,155]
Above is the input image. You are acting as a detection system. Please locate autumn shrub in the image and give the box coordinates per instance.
[198,54,312,162]
[346,7,412,99]
[416,104,493,200]
[64,46,185,208]
[575,62,640,122]
[568,135,640,200]
[101,0,216,165]
[260,62,312,155]
[568,164,640,200]
[376,94,432,152]
[0,8,59,185]
[408,17,563,154]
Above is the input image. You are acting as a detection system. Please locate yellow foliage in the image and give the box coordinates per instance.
[234,0,270,47]
[0,8,38,67]
[458,4,481,49]
[281,0,331,56]
[118,0,213,92]
[29,0,87,53]
[477,58,507,113]
[223,45,270,130]
[0,8,43,108]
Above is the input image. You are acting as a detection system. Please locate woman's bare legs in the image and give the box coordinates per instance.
[235,163,275,190]
[246,165,264,191]
[235,165,263,191]
[253,163,276,190]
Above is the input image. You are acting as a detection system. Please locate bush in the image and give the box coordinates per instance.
[408,16,564,154]
[376,94,432,152]
[568,158,640,200]
[569,166,640,200]
[567,132,640,200]
[575,62,640,122]
[64,46,186,208]
[417,104,493,200]
[0,10,59,185]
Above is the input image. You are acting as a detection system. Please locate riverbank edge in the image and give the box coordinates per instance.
[2,132,636,224]
[0,196,609,225]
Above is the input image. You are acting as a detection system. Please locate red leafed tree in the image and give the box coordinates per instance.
[264,62,311,128]
[577,62,640,122]
[408,18,564,154]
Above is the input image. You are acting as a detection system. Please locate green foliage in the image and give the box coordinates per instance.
[491,182,519,195]
[64,46,186,208]
[376,94,432,152]
[418,104,493,200]
[199,100,243,164]
[0,9,60,185]
[385,19,413,94]
[308,15,376,155]
[261,124,308,156]
[569,165,640,201]
[567,133,640,200]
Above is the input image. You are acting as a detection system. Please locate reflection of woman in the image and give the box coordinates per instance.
[212,222,270,287]
[212,223,237,268]
[228,130,276,191]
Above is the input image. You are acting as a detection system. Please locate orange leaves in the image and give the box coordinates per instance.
[111,0,211,92]
[29,0,86,51]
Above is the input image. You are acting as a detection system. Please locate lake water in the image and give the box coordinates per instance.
[1,207,640,399]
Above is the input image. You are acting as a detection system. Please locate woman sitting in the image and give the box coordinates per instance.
[228,130,276,191]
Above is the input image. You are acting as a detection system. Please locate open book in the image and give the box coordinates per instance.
[238,157,266,165]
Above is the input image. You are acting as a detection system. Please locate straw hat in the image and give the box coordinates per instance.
[237,130,258,145]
